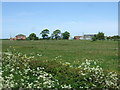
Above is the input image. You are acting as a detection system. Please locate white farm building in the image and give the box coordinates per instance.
[83,34,96,40]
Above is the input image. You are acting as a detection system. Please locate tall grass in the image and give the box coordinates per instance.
[2,40,118,72]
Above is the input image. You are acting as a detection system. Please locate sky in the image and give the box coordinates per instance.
[2,2,118,39]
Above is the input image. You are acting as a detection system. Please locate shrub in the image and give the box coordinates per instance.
[1,51,120,89]
[77,59,120,89]
[1,52,60,88]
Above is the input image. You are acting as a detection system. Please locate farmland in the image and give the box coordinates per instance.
[2,40,119,72]
[1,40,120,88]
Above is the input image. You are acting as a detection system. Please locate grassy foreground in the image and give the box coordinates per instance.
[2,40,119,72]
[1,40,120,88]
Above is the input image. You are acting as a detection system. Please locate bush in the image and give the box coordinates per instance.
[1,51,120,89]
[92,36,97,41]
[77,59,119,88]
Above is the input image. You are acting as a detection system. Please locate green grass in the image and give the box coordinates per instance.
[2,40,119,72]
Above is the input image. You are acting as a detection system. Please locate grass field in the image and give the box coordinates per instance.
[2,40,118,72]
[1,40,120,88]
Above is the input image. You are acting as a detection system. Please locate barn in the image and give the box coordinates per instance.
[10,34,26,40]
[74,36,82,40]
[83,34,95,40]
[15,34,26,40]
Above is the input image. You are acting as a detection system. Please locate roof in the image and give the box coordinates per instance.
[15,34,26,37]
[84,34,96,37]
[84,34,95,36]
[74,36,82,37]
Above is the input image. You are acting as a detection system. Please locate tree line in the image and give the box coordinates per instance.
[27,29,70,40]
[92,32,120,41]
[27,29,120,41]
[106,35,120,41]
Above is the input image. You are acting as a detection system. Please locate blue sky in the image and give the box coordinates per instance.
[2,2,118,39]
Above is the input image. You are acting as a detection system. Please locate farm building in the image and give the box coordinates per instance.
[10,34,26,40]
[74,36,82,40]
[83,34,95,40]
[15,34,26,40]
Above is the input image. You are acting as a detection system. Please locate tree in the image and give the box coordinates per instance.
[62,31,70,39]
[52,29,61,40]
[111,35,120,41]
[96,32,105,40]
[106,36,111,40]
[35,37,39,40]
[28,33,38,40]
[40,29,49,39]
[91,32,105,41]
[92,35,97,41]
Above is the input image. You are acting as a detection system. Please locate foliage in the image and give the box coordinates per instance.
[62,31,70,39]
[96,32,105,40]
[77,59,119,88]
[107,35,120,41]
[52,29,61,40]
[28,33,38,40]
[40,29,50,39]
[1,50,120,89]
[1,52,60,88]
[91,35,97,41]
[92,32,105,41]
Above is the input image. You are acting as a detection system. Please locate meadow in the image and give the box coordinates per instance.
[1,40,120,88]
[2,40,119,72]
